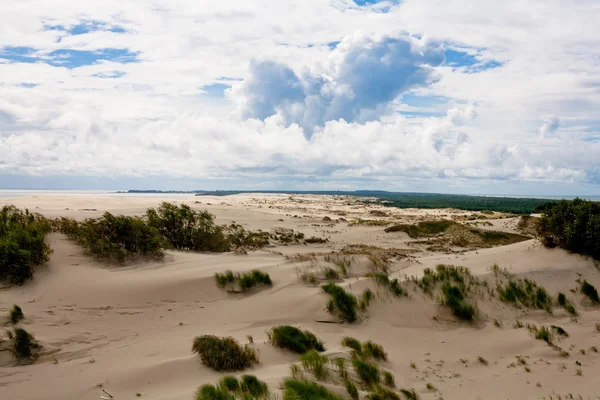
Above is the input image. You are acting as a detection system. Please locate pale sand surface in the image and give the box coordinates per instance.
[1,193,599,399]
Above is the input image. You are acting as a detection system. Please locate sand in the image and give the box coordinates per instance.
[1,193,599,400]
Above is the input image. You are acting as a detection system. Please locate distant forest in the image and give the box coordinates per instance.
[125,190,569,214]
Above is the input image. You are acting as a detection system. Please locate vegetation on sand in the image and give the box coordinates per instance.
[322,283,358,323]
[9,304,24,324]
[267,325,325,354]
[0,205,52,285]
[192,335,259,371]
[215,270,272,292]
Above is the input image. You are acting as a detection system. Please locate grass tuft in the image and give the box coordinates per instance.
[191,335,258,371]
[321,283,358,323]
[9,305,24,325]
[581,280,599,304]
[267,325,325,354]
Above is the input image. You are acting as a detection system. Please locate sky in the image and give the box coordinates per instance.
[1,0,599,195]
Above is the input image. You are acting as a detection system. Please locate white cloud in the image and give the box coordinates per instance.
[0,0,599,193]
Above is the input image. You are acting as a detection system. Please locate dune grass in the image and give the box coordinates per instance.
[496,277,552,312]
[9,304,24,325]
[300,350,329,380]
[192,335,258,371]
[215,269,272,292]
[267,325,325,354]
[282,378,345,400]
[322,283,358,323]
[581,280,599,304]
[384,220,455,237]
[12,328,40,359]
[196,375,269,400]
[352,358,380,388]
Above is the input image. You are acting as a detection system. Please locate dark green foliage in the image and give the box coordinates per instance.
[13,328,39,359]
[0,205,52,285]
[146,202,230,252]
[9,304,24,324]
[267,325,325,354]
[367,387,401,400]
[58,213,165,262]
[240,375,268,397]
[557,292,567,306]
[364,341,387,361]
[323,268,340,281]
[537,198,600,260]
[345,380,359,400]
[353,358,380,388]
[192,335,259,371]
[581,280,600,304]
[215,270,272,292]
[197,376,268,400]
[551,325,569,337]
[366,273,405,297]
[399,388,420,400]
[341,337,363,354]
[219,376,240,392]
[384,220,454,238]
[300,350,328,380]
[305,237,328,244]
[195,384,234,400]
[441,282,475,320]
[534,326,552,343]
[321,283,358,323]
[282,378,345,400]
[383,371,395,387]
[360,289,374,310]
[497,278,552,311]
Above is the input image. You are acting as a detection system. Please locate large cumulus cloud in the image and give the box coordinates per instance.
[229,34,444,134]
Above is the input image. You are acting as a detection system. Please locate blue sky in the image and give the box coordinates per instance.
[0,1,599,195]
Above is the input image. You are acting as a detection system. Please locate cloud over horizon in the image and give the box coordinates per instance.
[0,0,599,195]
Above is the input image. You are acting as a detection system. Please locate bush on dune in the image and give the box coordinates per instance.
[196,375,269,400]
[9,304,24,324]
[146,202,230,252]
[12,327,40,360]
[0,205,52,285]
[215,269,272,292]
[282,378,345,400]
[57,212,165,262]
[192,335,259,371]
[267,325,325,354]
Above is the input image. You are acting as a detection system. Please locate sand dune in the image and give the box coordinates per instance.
[1,193,599,400]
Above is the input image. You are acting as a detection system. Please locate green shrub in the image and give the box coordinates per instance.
[384,220,455,237]
[383,371,395,387]
[537,198,600,260]
[534,326,553,344]
[13,328,39,359]
[218,376,240,392]
[215,269,272,292]
[497,278,552,311]
[192,335,258,371]
[581,280,600,304]
[352,358,380,388]
[323,268,340,281]
[399,388,419,400]
[305,237,328,244]
[267,325,325,354]
[364,341,387,361]
[240,375,268,397]
[321,283,358,323]
[195,384,234,400]
[441,282,475,320]
[557,292,567,306]
[367,387,401,400]
[282,378,344,400]
[341,337,363,355]
[59,213,165,262]
[9,304,24,324]
[367,273,406,297]
[300,350,328,380]
[146,202,230,252]
[345,380,359,400]
[360,289,374,310]
[0,206,52,285]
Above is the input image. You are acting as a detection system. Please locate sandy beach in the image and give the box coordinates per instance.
[1,192,599,400]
